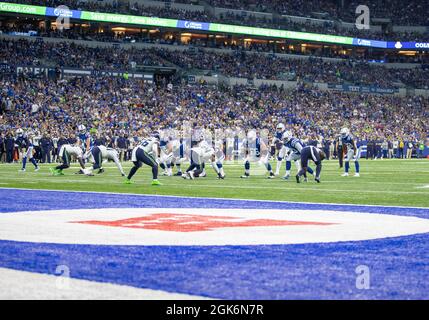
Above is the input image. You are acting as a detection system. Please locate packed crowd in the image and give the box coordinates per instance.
[0,38,172,70]
[207,0,429,26]
[12,0,429,40]
[0,76,427,161]
[156,48,429,88]
[1,38,428,89]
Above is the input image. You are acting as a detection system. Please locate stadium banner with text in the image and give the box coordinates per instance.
[352,38,387,49]
[387,41,429,50]
[0,2,46,15]
[209,23,354,45]
[328,84,399,94]
[80,11,178,28]
[11,64,154,81]
[1,1,426,50]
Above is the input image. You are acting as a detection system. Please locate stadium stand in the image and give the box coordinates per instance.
[10,0,429,40]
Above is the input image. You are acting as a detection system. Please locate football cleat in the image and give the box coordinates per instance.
[315,177,321,183]
[217,173,225,180]
[51,169,64,176]
[282,174,290,180]
[34,167,40,172]
[18,168,26,173]
[303,177,308,182]
[240,174,249,179]
[151,179,162,186]
[121,173,125,177]
[97,168,105,174]
[295,175,300,183]
[354,173,360,177]
[124,179,133,184]
[175,171,183,176]
[341,173,349,177]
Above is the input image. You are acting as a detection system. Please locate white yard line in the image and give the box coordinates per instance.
[1,177,428,194]
[0,267,211,300]
[1,186,428,209]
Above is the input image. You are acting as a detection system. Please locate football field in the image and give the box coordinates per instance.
[1,158,429,300]
[0,159,428,207]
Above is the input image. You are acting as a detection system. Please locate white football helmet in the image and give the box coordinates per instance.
[276,123,285,132]
[16,128,24,137]
[78,124,86,134]
[340,128,350,137]
[282,130,293,142]
[247,130,257,142]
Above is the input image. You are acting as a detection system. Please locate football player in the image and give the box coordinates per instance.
[340,128,360,177]
[296,146,326,183]
[282,130,316,180]
[88,145,125,176]
[183,135,225,180]
[77,124,93,160]
[159,136,173,176]
[274,123,287,176]
[125,131,161,186]
[240,130,275,179]
[50,143,86,176]
[171,137,186,176]
[16,128,39,172]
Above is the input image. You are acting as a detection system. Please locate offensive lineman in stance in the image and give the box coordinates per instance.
[50,144,86,176]
[296,145,326,183]
[125,131,162,186]
[89,145,125,176]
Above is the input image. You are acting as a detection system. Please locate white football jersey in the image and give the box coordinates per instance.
[59,144,83,158]
[139,137,158,155]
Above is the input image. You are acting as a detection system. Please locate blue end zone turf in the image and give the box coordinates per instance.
[0,188,428,299]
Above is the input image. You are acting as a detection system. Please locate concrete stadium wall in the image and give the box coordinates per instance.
[72,0,205,12]
[214,8,273,20]
[414,89,429,97]
[138,0,205,12]
[253,79,297,88]
[340,21,382,33]
[392,26,428,33]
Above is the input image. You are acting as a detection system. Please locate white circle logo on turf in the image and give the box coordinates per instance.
[1,208,429,245]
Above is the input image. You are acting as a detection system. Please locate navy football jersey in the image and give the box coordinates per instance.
[15,136,30,148]
[78,132,93,150]
[341,134,356,149]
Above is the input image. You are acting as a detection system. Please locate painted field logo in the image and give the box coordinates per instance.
[73,213,333,232]
[1,207,429,246]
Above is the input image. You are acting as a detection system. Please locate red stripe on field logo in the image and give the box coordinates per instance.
[72,213,335,232]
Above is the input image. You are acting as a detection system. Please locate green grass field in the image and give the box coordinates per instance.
[0,159,428,207]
